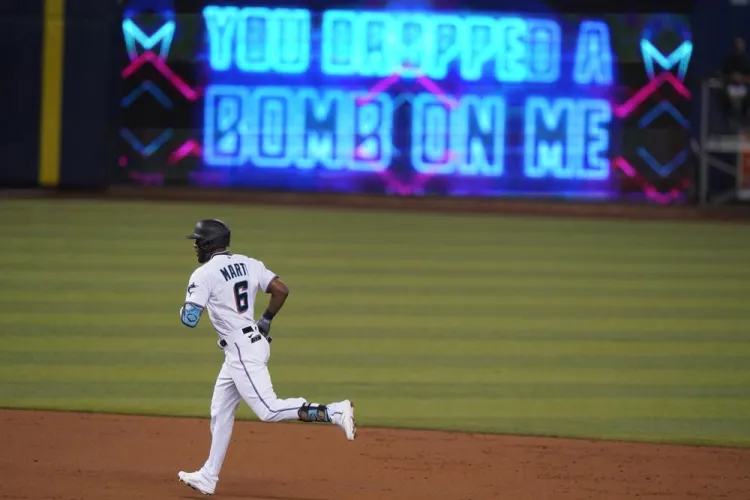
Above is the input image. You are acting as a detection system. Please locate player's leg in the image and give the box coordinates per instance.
[202,361,243,482]
[228,340,356,439]
[178,361,242,494]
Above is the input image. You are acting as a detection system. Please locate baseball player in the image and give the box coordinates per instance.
[177,219,356,496]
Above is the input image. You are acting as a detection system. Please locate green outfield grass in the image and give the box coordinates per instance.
[1,197,749,447]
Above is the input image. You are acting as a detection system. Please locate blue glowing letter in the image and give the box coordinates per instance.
[526,19,561,83]
[203,6,238,71]
[295,89,350,170]
[412,94,454,175]
[461,16,495,81]
[496,17,527,83]
[454,95,505,176]
[359,13,392,77]
[524,97,611,179]
[247,87,296,168]
[524,97,576,179]
[395,15,431,78]
[429,16,462,80]
[274,9,311,74]
[352,94,392,171]
[322,11,359,76]
[573,21,613,85]
[235,7,272,73]
[203,85,250,166]
[577,99,611,179]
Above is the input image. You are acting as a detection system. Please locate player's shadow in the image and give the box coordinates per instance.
[179,496,324,500]
[231,496,324,500]
[177,477,329,500]
[179,494,324,500]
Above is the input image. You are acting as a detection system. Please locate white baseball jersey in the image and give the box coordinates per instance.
[184,251,277,338]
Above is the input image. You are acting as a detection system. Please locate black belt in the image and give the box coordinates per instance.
[219,325,264,348]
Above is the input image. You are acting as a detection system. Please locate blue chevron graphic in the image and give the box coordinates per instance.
[121,81,173,109]
[120,128,174,157]
[638,101,689,129]
[637,147,688,177]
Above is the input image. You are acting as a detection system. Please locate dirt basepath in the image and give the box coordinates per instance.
[1,409,748,500]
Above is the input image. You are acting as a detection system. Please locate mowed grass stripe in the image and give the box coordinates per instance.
[5,243,749,262]
[0,198,749,447]
[5,336,750,356]
[0,352,747,371]
[5,274,750,296]
[2,380,750,400]
[4,198,745,234]
[0,311,743,330]
[3,364,750,386]
[3,394,748,422]
[6,254,750,278]
[2,324,746,342]
[1,293,747,312]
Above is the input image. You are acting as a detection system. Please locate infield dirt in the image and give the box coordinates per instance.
[1,409,749,500]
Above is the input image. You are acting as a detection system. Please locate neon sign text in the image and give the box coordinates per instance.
[204,86,610,179]
[201,6,615,182]
[203,7,614,85]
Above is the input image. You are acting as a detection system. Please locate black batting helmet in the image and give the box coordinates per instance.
[186,219,231,263]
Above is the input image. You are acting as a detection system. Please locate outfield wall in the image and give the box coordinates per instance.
[0,0,121,189]
[0,0,734,207]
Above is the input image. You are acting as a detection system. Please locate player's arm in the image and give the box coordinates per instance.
[180,271,210,328]
[256,262,288,336]
[256,277,288,338]
[263,277,289,318]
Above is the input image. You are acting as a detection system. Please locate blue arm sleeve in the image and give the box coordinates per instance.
[181,302,204,328]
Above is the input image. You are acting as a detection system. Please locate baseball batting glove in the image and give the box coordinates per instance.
[256,316,273,343]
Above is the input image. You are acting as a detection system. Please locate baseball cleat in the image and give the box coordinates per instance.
[337,400,357,441]
[178,470,215,495]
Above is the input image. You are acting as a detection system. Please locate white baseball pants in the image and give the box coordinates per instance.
[198,328,348,483]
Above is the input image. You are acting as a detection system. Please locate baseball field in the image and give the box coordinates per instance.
[1,196,749,499]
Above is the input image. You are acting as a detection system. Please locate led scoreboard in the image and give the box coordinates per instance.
[119,2,694,202]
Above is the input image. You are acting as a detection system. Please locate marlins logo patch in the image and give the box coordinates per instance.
[187,282,197,296]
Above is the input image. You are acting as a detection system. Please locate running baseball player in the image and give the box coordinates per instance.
[177,218,356,496]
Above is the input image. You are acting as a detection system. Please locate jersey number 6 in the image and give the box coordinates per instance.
[233,280,249,313]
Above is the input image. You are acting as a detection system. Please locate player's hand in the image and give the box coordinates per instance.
[256,317,272,336]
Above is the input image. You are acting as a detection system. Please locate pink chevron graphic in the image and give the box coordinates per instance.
[378,151,458,195]
[610,40,693,204]
[122,51,199,101]
[613,155,638,177]
[612,156,687,205]
[356,67,458,109]
[614,72,690,119]
[349,143,456,195]
[415,73,459,109]
[355,72,402,106]
[168,139,203,165]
